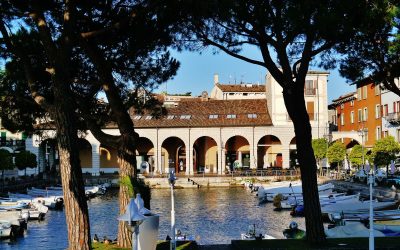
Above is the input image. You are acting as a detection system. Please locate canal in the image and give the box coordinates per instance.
[0,187,305,249]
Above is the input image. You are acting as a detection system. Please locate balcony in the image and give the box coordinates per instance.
[385,112,400,124]
[305,88,316,96]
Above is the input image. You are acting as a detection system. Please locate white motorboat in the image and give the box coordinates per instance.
[329,209,400,222]
[278,193,360,209]
[322,199,396,215]
[258,182,334,203]
[0,210,28,236]
[9,192,64,210]
[0,220,12,238]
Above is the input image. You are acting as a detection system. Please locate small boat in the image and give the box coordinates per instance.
[278,193,360,210]
[258,182,334,203]
[325,221,385,238]
[321,200,396,215]
[374,219,400,232]
[329,209,400,222]
[0,220,12,238]
[240,224,275,240]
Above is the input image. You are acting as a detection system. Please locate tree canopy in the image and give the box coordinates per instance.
[339,5,400,96]
[14,150,37,171]
[0,149,14,172]
[312,138,328,162]
[371,136,400,166]
[348,144,364,167]
[327,141,346,165]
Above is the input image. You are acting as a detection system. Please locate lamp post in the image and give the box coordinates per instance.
[168,170,177,250]
[368,172,375,250]
[118,198,146,250]
[357,129,365,170]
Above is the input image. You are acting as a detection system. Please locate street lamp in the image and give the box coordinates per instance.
[368,171,375,250]
[357,129,366,170]
[168,170,177,250]
[118,198,146,250]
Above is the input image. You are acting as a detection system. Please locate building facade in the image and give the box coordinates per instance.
[20,71,330,176]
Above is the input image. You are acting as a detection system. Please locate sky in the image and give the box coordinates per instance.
[159,47,354,103]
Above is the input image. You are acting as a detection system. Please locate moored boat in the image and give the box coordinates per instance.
[0,220,12,238]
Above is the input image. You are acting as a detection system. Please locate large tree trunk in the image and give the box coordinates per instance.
[117,135,137,248]
[53,81,91,250]
[283,90,325,244]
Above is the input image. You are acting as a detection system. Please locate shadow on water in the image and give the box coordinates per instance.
[0,187,305,249]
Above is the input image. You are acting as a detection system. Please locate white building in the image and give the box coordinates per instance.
[381,79,400,141]
[25,71,330,176]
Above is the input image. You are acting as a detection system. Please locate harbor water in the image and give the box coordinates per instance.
[0,187,305,249]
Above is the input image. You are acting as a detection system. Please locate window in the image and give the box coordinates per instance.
[350,100,354,106]
[357,88,362,100]
[383,104,388,116]
[375,85,381,95]
[375,105,380,119]
[364,130,369,142]
[167,115,175,119]
[227,114,237,119]
[133,115,141,120]
[376,126,381,140]
[363,86,367,99]
[180,115,191,119]
[305,80,315,95]
[394,102,397,113]
[350,111,354,124]
[340,114,344,126]
[209,114,218,119]
[340,104,344,109]
[145,115,153,120]
[363,108,368,121]
[358,109,362,122]
[397,101,400,113]
[247,114,257,119]
[383,131,388,138]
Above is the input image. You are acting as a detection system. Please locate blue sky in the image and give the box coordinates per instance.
[159,47,354,103]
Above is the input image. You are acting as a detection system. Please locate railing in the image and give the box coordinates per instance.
[385,112,400,124]
[305,88,316,96]
[0,139,26,149]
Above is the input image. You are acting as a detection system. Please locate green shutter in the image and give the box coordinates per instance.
[0,131,6,139]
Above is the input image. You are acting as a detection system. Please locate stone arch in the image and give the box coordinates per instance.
[257,135,283,168]
[99,144,119,169]
[136,137,155,173]
[193,136,218,174]
[225,135,250,171]
[161,137,186,174]
[77,138,92,168]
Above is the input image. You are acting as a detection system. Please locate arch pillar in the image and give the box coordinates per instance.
[220,148,226,175]
[91,143,100,176]
[282,145,290,169]
[250,145,257,169]
[156,140,162,174]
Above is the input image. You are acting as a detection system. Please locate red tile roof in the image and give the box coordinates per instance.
[126,99,272,128]
[215,83,265,93]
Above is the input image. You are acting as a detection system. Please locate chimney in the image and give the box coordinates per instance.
[214,73,219,85]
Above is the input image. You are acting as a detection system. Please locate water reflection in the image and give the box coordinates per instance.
[0,187,305,249]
